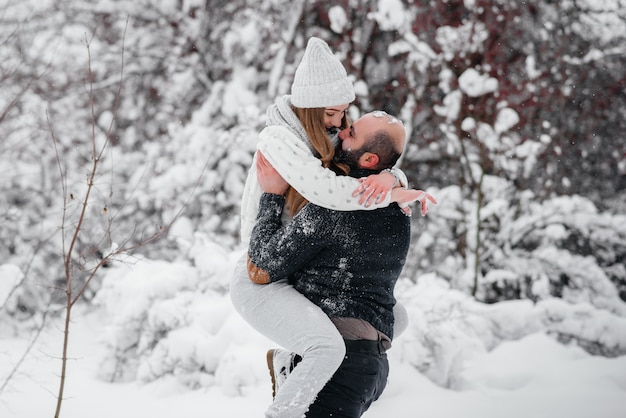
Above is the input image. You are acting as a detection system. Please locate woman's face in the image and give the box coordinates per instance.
[323,104,349,129]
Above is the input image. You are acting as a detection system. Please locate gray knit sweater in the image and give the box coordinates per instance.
[248,169,411,339]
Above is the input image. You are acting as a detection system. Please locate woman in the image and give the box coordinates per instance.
[231,37,427,418]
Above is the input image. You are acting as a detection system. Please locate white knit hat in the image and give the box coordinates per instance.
[291,37,355,108]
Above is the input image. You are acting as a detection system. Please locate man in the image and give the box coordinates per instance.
[248,111,423,417]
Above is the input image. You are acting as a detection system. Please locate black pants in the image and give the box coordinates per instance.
[305,341,389,418]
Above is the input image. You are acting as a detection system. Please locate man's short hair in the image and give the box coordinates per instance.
[364,131,401,169]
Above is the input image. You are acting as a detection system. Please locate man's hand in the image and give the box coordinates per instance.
[256,151,289,195]
[247,256,270,284]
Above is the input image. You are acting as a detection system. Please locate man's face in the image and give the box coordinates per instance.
[337,114,379,167]
[338,114,379,152]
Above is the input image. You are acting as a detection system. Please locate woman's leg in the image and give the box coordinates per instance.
[393,302,409,338]
[230,254,345,418]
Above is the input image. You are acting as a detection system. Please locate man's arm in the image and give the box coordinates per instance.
[249,152,332,282]
[248,193,331,283]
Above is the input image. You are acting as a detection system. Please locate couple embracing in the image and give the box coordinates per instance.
[231,37,436,418]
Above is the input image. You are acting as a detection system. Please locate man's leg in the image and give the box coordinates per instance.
[305,344,389,418]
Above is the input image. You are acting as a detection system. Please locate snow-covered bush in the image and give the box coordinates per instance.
[394,275,626,389]
[92,245,626,392]
[406,181,626,308]
[92,234,268,392]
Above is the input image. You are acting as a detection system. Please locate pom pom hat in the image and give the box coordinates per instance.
[290,37,355,108]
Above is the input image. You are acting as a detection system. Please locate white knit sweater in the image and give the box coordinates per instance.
[240,124,411,243]
[240,95,407,244]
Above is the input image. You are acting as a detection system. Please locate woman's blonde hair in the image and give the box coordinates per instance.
[285,107,350,216]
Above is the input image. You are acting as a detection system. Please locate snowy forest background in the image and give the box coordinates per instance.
[1,0,626,407]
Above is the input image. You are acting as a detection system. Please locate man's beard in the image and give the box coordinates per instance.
[335,145,366,169]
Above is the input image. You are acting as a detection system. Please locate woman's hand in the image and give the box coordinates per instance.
[391,188,438,216]
[256,151,289,195]
[351,171,397,207]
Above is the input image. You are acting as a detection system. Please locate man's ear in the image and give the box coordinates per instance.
[359,152,379,169]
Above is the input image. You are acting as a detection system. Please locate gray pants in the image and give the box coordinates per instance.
[229,254,408,418]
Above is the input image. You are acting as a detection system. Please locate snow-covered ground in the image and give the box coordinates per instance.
[2,286,626,418]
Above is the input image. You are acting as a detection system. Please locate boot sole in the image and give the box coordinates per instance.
[266,349,277,399]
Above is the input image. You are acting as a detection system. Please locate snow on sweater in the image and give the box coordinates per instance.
[248,189,411,339]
